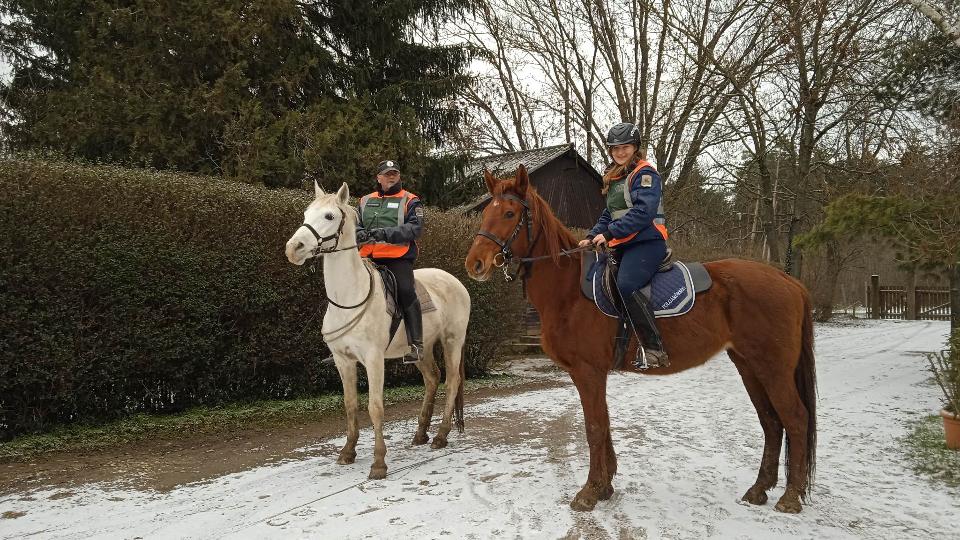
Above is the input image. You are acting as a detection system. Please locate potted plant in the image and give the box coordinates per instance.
[927,330,960,450]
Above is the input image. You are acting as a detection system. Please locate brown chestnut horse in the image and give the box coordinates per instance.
[464,165,816,514]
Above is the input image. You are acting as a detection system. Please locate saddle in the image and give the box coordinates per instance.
[579,249,712,369]
[373,263,437,344]
[579,248,713,319]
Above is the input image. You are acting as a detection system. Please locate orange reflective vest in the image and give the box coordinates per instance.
[358,189,418,259]
[607,161,668,247]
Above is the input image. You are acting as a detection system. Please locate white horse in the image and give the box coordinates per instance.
[285,182,471,479]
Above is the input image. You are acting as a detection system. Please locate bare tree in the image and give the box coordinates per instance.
[905,0,960,45]
[451,0,756,183]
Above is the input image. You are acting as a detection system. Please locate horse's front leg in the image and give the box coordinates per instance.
[364,357,388,480]
[569,363,614,511]
[334,356,359,465]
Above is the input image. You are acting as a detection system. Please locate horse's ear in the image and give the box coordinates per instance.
[515,164,529,197]
[483,169,499,195]
[336,182,349,205]
[314,180,325,198]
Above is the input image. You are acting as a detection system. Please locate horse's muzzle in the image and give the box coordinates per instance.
[285,240,307,265]
[465,256,492,282]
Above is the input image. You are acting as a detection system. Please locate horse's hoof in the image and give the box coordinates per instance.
[368,466,388,480]
[774,495,802,513]
[570,489,598,512]
[598,484,614,501]
[412,432,429,446]
[430,435,448,449]
[336,452,356,465]
[742,487,768,505]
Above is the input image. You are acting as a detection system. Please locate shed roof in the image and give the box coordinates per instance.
[457,143,603,213]
[461,143,598,182]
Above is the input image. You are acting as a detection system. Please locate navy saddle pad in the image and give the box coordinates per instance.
[580,252,712,318]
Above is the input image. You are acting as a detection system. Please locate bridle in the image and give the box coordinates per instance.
[298,206,373,319]
[299,207,358,257]
[475,193,541,282]
[475,192,599,283]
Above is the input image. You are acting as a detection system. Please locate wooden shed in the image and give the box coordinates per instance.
[460,143,605,230]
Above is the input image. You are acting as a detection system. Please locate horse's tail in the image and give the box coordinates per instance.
[454,350,466,434]
[795,288,817,499]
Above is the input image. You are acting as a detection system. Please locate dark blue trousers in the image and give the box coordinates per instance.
[614,239,667,300]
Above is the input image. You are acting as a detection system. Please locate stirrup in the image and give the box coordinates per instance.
[320,354,336,367]
[633,347,669,370]
[402,343,423,364]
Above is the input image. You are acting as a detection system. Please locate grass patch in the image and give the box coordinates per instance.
[0,374,532,463]
[903,414,960,488]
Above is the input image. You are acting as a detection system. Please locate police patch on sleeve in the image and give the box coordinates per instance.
[640,174,653,188]
[415,206,425,219]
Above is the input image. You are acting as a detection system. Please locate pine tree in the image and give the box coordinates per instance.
[878,31,960,120]
[0,0,473,190]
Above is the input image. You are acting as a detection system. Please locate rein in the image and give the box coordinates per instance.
[326,262,374,310]
[321,266,375,341]
[513,244,598,263]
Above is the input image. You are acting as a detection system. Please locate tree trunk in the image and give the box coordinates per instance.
[871,274,881,320]
[951,264,959,332]
[905,268,917,320]
[814,242,840,322]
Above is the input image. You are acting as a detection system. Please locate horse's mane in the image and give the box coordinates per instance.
[495,179,578,263]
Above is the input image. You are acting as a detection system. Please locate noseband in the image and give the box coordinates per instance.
[475,193,539,281]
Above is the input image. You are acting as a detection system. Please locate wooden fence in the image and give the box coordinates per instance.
[866,275,951,321]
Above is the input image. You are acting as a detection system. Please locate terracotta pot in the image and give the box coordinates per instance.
[942,409,960,450]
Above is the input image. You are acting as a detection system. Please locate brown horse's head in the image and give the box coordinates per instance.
[464,164,534,281]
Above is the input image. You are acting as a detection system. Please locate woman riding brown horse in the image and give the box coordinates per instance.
[464,165,816,514]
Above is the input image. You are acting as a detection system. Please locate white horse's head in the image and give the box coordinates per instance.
[285,181,355,265]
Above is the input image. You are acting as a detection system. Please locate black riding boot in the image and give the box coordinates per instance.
[401,299,424,364]
[624,290,669,370]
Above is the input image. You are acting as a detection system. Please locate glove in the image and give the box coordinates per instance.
[369,228,387,242]
[356,229,372,244]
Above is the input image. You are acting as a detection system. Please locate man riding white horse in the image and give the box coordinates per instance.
[285,181,470,478]
[356,159,425,364]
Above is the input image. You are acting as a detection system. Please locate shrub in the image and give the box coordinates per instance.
[0,159,523,440]
[926,330,960,416]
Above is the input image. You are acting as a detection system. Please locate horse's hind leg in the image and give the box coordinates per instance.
[729,350,783,506]
[432,333,464,449]
[760,371,809,514]
[364,358,389,480]
[334,358,360,465]
[745,350,810,514]
[412,345,441,446]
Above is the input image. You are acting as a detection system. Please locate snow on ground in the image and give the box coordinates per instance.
[2,319,958,539]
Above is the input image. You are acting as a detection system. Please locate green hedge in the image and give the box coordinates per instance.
[0,159,524,440]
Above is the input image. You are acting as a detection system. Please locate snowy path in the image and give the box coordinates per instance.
[2,319,958,539]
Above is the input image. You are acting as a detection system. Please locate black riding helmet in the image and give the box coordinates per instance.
[606,122,641,147]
